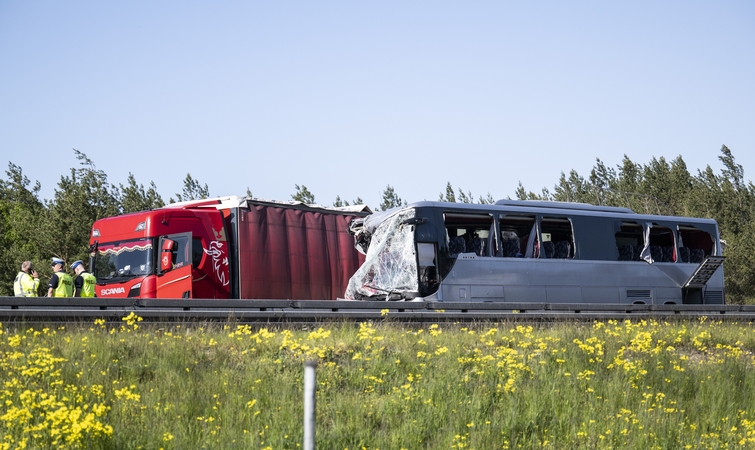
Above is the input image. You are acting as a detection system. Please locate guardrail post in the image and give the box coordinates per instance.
[304,360,317,450]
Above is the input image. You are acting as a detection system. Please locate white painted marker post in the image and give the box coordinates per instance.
[304,360,317,450]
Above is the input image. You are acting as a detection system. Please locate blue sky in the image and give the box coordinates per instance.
[1,1,753,209]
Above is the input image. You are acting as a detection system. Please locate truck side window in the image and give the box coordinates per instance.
[192,238,204,268]
[171,235,191,268]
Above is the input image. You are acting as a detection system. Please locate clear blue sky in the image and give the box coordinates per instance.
[1,1,753,209]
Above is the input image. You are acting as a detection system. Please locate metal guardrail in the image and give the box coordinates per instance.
[2,297,755,323]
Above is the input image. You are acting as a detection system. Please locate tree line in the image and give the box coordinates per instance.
[2,146,753,303]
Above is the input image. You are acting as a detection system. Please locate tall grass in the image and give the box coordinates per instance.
[3,315,755,449]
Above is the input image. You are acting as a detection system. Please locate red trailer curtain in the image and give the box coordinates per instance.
[238,205,365,299]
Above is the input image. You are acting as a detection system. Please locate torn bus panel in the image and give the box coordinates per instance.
[345,208,418,300]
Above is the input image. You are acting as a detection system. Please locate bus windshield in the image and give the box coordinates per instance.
[94,239,154,280]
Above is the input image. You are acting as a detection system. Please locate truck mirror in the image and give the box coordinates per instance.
[160,239,176,273]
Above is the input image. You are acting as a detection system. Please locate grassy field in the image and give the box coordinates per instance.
[3,314,755,449]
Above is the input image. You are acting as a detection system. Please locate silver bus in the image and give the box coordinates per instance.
[345,200,725,304]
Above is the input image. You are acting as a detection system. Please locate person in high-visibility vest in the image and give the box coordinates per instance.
[70,260,96,297]
[13,261,40,297]
[47,257,73,297]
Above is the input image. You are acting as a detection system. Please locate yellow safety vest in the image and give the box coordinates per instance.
[79,272,97,297]
[14,271,39,297]
[52,272,73,297]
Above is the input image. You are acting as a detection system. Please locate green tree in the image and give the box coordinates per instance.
[0,163,46,295]
[117,173,164,214]
[37,149,120,276]
[171,174,210,203]
[515,182,542,200]
[552,170,595,203]
[478,192,496,204]
[456,189,474,204]
[685,146,755,303]
[667,156,693,216]
[378,185,405,211]
[291,184,315,204]
[588,158,619,206]
[439,182,456,202]
[333,195,349,207]
[438,182,485,204]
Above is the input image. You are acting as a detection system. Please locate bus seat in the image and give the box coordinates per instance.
[618,245,634,261]
[449,236,466,254]
[554,240,571,259]
[467,238,483,256]
[678,246,690,263]
[542,241,555,259]
[662,246,674,262]
[502,238,520,257]
[690,248,705,263]
[650,245,663,262]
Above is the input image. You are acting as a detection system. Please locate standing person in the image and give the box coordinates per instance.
[47,257,73,297]
[13,261,40,297]
[70,260,96,297]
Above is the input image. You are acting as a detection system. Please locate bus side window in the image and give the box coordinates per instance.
[540,217,574,259]
[678,225,715,263]
[443,213,494,257]
[615,222,643,262]
[648,224,675,262]
[498,215,535,257]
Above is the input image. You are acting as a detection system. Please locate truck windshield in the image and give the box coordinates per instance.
[94,239,154,280]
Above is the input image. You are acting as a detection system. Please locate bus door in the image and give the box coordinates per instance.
[156,232,193,299]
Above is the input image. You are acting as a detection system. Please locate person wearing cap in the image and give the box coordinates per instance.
[47,257,73,297]
[13,261,40,297]
[71,260,96,298]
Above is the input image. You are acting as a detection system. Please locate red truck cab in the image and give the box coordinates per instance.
[91,199,230,299]
[90,196,368,299]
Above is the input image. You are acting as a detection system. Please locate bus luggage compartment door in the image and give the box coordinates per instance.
[681,256,725,305]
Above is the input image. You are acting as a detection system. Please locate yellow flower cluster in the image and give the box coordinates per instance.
[1,327,113,449]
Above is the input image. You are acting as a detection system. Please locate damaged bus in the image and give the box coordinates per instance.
[345,200,725,304]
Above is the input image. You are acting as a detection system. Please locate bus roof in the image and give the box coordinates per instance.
[402,200,719,226]
[494,199,635,214]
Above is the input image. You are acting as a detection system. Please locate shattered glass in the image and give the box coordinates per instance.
[345,208,418,300]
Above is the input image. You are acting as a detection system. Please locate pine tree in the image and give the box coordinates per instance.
[439,182,456,202]
[291,184,315,204]
[333,195,349,207]
[0,163,46,295]
[378,185,405,211]
[117,173,165,214]
[38,150,120,275]
[478,192,495,204]
[171,174,210,203]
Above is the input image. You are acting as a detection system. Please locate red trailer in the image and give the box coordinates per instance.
[89,197,369,299]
